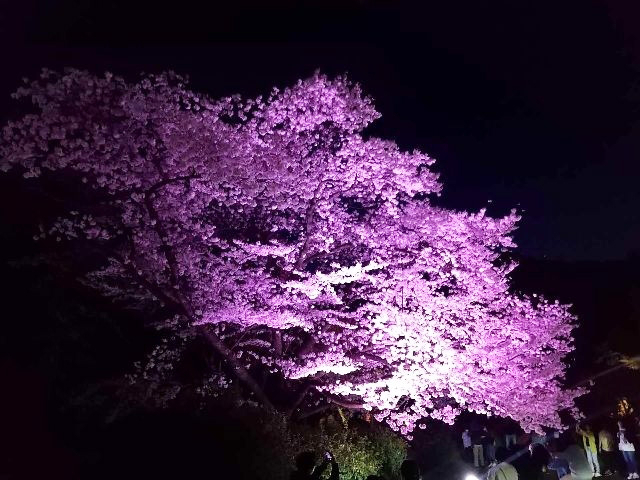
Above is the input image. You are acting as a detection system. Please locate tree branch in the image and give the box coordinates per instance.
[294,182,324,270]
[273,330,283,357]
[199,325,274,410]
[326,394,365,410]
[295,394,364,420]
[146,173,200,195]
[143,196,186,301]
[299,243,353,269]
[286,383,311,417]
[295,403,332,420]
[116,213,275,410]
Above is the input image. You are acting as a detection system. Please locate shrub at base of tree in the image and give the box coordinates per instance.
[93,387,407,480]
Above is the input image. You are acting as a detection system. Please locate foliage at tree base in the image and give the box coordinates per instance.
[94,388,407,480]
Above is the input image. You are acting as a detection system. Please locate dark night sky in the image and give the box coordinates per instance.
[2,0,640,260]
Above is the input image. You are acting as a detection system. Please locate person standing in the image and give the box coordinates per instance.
[528,443,551,480]
[598,426,616,476]
[576,424,601,477]
[505,421,518,450]
[471,424,485,468]
[618,421,639,479]
[462,429,472,462]
[483,427,496,464]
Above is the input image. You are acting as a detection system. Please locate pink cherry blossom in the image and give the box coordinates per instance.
[0,68,583,434]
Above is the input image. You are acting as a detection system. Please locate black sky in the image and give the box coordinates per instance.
[2,0,640,260]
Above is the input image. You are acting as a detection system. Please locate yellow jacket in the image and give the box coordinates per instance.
[579,430,597,453]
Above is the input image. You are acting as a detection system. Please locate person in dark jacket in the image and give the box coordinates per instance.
[400,459,421,480]
[528,443,552,480]
[290,451,339,480]
[504,421,519,450]
[471,424,485,467]
[483,427,496,463]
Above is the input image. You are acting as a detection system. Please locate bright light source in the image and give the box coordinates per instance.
[464,474,480,480]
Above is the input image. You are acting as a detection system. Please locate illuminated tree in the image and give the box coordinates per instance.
[0,69,581,434]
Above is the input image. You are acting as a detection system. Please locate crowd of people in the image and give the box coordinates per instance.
[460,417,640,480]
[461,420,520,469]
[573,421,638,479]
[288,416,640,480]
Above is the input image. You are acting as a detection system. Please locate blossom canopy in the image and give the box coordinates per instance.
[0,68,581,434]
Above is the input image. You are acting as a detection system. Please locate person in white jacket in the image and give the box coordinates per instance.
[618,421,639,479]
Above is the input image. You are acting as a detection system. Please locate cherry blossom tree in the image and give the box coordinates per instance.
[0,68,581,435]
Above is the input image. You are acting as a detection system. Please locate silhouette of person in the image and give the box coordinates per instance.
[290,450,339,480]
[400,459,421,480]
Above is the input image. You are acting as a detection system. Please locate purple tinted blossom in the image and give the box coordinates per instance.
[0,68,583,433]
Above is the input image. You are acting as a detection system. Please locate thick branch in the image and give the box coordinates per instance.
[112,249,181,307]
[294,182,324,270]
[346,351,387,365]
[295,403,332,420]
[199,325,274,410]
[107,173,201,201]
[273,330,283,357]
[292,393,364,418]
[116,215,274,410]
[146,173,200,195]
[143,197,185,298]
[326,394,365,410]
